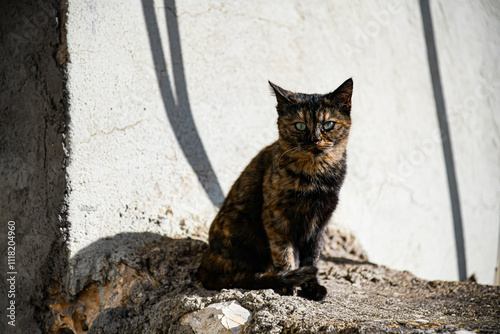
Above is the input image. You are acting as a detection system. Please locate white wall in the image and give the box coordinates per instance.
[431,0,500,284]
[65,0,500,284]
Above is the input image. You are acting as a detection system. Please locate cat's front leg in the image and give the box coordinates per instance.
[262,206,297,270]
[299,231,327,301]
[269,236,297,296]
[269,238,297,271]
[263,215,298,295]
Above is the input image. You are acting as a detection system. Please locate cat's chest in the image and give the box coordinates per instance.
[274,164,340,195]
[263,165,340,211]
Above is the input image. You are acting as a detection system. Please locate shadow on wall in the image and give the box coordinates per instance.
[419,0,466,281]
[47,232,209,333]
[141,0,225,207]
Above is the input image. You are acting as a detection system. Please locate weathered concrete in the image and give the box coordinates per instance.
[47,226,499,333]
[0,0,68,333]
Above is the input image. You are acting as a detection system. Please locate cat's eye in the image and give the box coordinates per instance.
[323,121,335,131]
[295,122,307,131]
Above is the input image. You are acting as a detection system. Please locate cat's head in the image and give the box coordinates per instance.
[269,78,353,158]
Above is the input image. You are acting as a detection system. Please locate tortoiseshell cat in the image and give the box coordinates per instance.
[199,78,353,301]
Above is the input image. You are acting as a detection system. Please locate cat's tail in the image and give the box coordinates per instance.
[250,266,318,290]
[199,266,318,291]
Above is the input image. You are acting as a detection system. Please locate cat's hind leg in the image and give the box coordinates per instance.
[198,252,235,290]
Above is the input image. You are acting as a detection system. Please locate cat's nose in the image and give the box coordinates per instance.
[312,135,322,143]
[311,129,322,143]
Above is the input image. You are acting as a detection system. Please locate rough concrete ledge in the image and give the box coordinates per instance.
[46,226,499,333]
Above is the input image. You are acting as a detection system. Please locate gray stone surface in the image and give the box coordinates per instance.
[48,227,499,334]
[0,0,68,333]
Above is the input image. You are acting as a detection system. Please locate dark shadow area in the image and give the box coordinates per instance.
[62,232,207,295]
[0,0,69,333]
[419,0,467,281]
[47,232,210,333]
[141,0,224,207]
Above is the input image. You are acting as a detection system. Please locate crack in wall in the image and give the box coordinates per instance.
[80,119,144,144]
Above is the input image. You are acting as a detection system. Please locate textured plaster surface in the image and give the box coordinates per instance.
[64,0,499,284]
[430,0,500,285]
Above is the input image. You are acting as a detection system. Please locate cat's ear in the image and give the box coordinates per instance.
[325,78,353,111]
[269,81,295,106]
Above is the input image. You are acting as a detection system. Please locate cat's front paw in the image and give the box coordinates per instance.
[301,282,327,301]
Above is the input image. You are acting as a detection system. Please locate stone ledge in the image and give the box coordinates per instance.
[46,228,500,333]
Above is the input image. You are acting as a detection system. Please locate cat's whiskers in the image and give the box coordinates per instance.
[277,146,300,169]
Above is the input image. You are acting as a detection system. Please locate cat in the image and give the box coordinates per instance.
[198,78,353,301]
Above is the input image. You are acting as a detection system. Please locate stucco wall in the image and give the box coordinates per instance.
[64,0,499,284]
[431,0,500,284]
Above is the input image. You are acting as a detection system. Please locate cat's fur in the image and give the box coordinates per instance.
[199,78,353,301]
